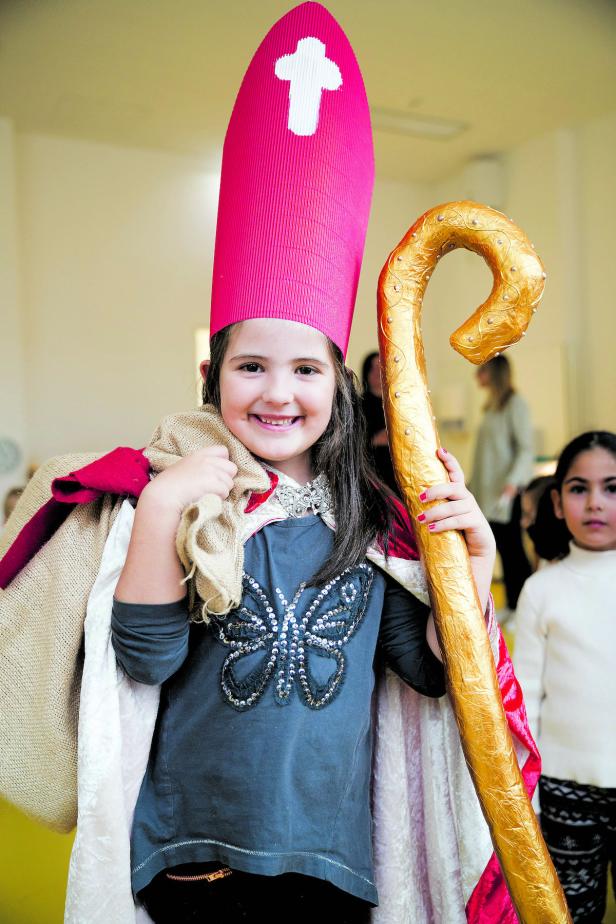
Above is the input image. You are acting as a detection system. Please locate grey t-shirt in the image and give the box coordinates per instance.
[112,515,444,904]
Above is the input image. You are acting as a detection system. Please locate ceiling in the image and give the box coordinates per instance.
[1,0,615,183]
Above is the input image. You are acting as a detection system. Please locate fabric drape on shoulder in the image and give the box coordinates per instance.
[0,455,123,831]
[0,408,270,831]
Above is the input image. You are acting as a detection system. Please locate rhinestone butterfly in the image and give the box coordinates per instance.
[210,563,375,711]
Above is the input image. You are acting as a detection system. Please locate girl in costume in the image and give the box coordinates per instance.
[109,3,497,915]
[0,5,540,923]
[514,431,616,923]
[114,318,495,923]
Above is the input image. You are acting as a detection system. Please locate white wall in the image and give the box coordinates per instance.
[418,114,616,471]
[4,111,616,478]
[578,111,616,431]
[17,134,220,461]
[0,119,28,505]
[346,177,432,375]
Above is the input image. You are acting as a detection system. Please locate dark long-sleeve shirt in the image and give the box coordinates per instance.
[112,515,444,903]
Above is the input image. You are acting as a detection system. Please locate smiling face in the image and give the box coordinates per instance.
[218,318,337,484]
[552,447,616,551]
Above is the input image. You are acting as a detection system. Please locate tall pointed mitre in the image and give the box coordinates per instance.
[210,2,374,356]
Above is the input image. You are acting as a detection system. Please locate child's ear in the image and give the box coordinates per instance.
[551,487,564,520]
[199,359,211,382]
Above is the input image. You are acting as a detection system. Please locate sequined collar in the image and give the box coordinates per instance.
[266,469,333,518]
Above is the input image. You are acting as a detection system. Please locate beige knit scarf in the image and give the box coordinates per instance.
[145,406,271,619]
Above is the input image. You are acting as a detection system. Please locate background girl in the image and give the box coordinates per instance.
[514,431,616,923]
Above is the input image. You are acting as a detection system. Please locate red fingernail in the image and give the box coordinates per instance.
[428,523,436,530]
[417,513,426,522]
[419,491,427,501]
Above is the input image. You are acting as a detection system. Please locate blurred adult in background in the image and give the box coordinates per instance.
[469,355,533,615]
[360,351,398,494]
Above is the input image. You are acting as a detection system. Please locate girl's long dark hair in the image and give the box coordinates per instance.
[529,430,616,560]
[203,326,392,585]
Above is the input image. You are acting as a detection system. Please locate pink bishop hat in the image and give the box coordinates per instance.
[210,2,374,357]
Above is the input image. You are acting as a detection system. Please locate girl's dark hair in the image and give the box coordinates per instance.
[361,351,379,394]
[203,326,393,585]
[478,354,514,411]
[525,479,562,562]
[524,475,554,501]
[528,431,616,560]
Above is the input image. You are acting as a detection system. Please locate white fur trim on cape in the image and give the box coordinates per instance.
[65,502,158,924]
[366,547,499,920]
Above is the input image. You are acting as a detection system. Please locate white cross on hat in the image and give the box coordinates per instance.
[275,37,342,136]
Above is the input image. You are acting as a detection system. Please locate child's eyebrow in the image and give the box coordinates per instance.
[229,353,329,366]
[564,475,616,484]
[294,356,330,366]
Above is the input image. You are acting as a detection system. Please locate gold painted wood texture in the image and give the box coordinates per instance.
[378,201,570,923]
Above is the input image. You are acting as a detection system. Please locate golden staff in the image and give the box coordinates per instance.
[378,200,571,923]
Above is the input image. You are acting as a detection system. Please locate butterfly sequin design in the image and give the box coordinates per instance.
[210,563,375,711]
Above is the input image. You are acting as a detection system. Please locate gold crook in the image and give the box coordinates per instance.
[378,200,570,924]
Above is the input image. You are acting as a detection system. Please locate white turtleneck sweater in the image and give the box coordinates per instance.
[514,542,616,788]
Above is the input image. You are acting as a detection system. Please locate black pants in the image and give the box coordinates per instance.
[540,775,616,923]
[489,495,532,610]
[139,862,372,924]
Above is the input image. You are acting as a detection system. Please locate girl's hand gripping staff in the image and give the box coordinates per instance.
[378,200,571,924]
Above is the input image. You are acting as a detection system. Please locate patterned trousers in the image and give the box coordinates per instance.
[540,775,616,923]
